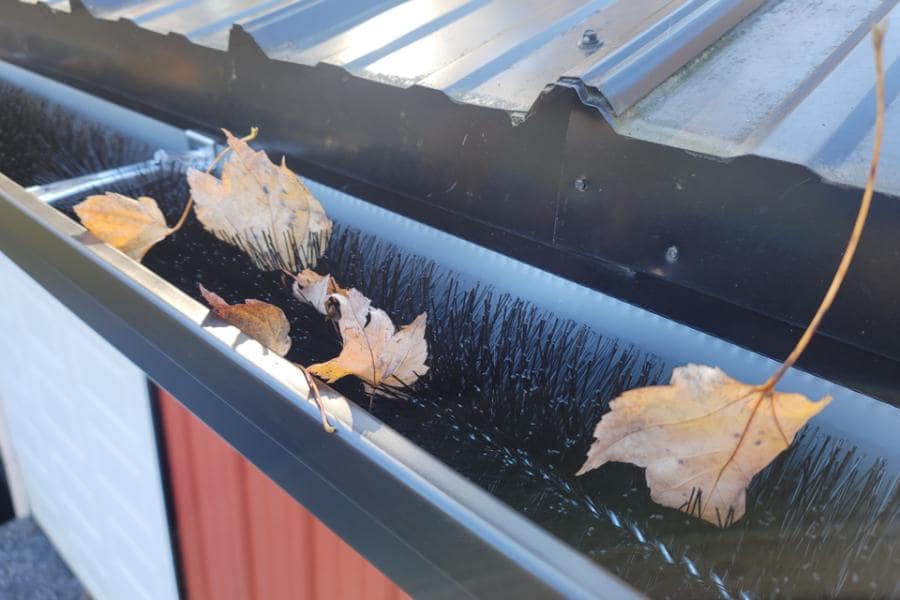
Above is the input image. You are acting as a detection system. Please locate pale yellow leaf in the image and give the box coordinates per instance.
[198,284,291,356]
[576,364,830,526]
[290,269,347,315]
[74,192,172,261]
[308,291,428,394]
[187,129,332,272]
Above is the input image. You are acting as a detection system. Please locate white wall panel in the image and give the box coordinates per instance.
[0,251,179,600]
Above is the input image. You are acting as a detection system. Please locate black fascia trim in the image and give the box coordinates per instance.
[145,380,188,600]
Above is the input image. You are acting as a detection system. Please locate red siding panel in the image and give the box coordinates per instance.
[157,389,409,600]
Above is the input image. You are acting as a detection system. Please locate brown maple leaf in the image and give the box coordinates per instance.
[74,193,173,261]
[187,129,332,272]
[198,284,291,356]
[576,364,830,526]
[308,290,428,394]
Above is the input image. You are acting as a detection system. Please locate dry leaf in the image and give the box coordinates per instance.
[576,364,830,526]
[74,193,172,261]
[308,291,428,393]
[187,129,332,272]
[290,269,347,315]
[198,284,292,356]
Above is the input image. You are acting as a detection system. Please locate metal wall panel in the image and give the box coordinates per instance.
[157,389,408,600]
[0,251,179,600]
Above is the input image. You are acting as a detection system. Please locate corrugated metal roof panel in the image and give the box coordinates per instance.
[758,2,900,192]
[49,0,900,196]
[78,0,762,113]
[609,0,900,193]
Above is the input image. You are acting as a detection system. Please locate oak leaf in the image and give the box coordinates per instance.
[576,364,830,526]
[290,269,347,315]
[308,291,428,394]
[198,284,291,356]
[74,193,172,261]
[187,129,332,272]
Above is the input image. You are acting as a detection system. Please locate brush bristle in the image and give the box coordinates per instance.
[323,228,666,467]
[42,155,900,599]
[0,82,152,186]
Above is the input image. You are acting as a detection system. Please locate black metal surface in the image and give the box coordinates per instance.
[0,459,14,526]
[553,103,900,397]
[0,173,641,599]
[2,0,900,398]
[147,382,187,600]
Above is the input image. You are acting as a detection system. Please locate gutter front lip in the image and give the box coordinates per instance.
[0,172,643,599]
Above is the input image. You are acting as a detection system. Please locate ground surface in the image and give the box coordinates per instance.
[0,517,85,599]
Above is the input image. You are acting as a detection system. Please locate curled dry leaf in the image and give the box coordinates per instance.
[308,290,428,394]
[576,365,830,526]
[74,193,172,261]
[187,129,332,272]
[198,284,335,433]
[198,284,292,356]
[290,269,347,315]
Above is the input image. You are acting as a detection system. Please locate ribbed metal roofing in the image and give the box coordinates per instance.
[25,0,900,196]
[612,0,900,195]
[60,0,764,115]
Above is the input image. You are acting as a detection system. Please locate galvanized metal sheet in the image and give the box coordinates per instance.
[24,0,900,196]
[609,0,900,195]
[73,0,761,113]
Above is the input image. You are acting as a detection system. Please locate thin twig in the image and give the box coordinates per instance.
[759,21,887,393]
[170,127,259,233]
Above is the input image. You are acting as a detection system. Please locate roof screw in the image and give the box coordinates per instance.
[579,29,602,50]
[665,245,679,264]
[573,177,589,192]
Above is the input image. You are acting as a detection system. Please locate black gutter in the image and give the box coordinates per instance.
[0,174,641,599]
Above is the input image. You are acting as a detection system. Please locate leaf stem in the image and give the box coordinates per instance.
[298,363,336,433]
[170,127,260,233]
[759,22,886,393]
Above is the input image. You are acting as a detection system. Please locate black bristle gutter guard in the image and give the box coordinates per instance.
[4,164,900,597]
[0,173,641,599]
[310,179,900,469]
[0,58,641,599]
[0,60,191,158]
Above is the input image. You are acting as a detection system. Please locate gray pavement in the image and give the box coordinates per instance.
[0,517,85,599]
